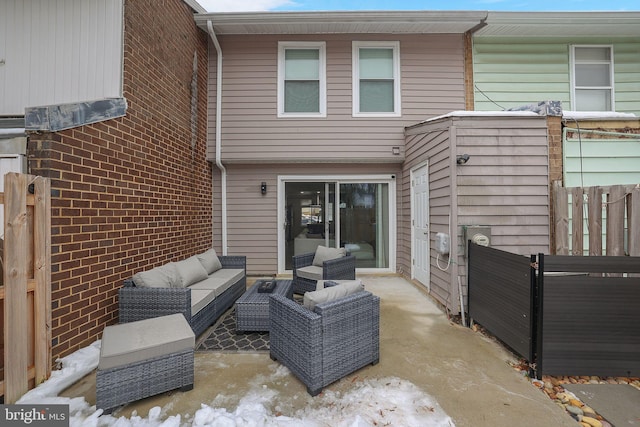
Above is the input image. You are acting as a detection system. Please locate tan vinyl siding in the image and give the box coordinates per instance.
[218,163,402,275]
[207,33,466,164]
[402,126,453,309]
[473,36,640,115]
[403,114,549,313]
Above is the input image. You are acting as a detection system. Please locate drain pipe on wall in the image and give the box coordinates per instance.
[206,20,228,255]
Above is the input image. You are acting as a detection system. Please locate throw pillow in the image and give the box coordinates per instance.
[312,245,346,267]
[175,256,209,287]
[132,262,180,288]
[197,248,222,274]
[303,279,364,311]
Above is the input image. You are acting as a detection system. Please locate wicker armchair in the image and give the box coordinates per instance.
[269,290,380,396]
[292,250,356,294]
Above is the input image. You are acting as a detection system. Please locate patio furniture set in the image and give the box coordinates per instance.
[96,246,380,412]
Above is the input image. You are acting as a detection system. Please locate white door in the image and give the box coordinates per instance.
[412,164,430,287]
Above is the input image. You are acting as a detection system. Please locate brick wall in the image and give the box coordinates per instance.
[27,0,211,361]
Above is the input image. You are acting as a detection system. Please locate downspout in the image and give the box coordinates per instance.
[206,20,228,255]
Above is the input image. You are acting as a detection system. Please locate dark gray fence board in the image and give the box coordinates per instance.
[539,256,640,377]
[468,243,534,361]
[543,255,640,273]
[540,277,640,376]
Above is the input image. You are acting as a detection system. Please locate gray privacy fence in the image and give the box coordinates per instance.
[467,243,640,379]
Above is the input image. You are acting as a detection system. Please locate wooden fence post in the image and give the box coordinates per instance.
[1,173,51,403]
[630,186,640,257]
[554,181,569,255]
[3,173,29,403]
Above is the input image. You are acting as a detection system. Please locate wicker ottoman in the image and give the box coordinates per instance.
[96,313,195,413]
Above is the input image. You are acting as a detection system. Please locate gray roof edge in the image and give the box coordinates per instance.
[195,10,489,30]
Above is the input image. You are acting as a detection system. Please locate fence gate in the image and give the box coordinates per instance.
[1,173,52,403]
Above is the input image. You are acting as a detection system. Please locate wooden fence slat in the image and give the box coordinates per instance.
[571,187,584,255]
[554,181,569,255]
[3,173,29,403]
[606,185,626,256]
[33,177,51,385]
[587,186,603,256]
[630,187,640,257]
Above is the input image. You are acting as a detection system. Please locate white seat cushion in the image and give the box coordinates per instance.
[303,279,364,311]
[189,269,244,297]
[99,313,194,370]
[296,265,323,281]
[312,246,346,266]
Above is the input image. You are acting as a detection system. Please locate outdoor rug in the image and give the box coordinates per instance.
[196,307,270,353]
[196,295,303,353]
[564,383,640,426]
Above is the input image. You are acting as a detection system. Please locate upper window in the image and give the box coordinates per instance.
[352,41,401,117]
[571,46,614,111]
[277,42,326,117]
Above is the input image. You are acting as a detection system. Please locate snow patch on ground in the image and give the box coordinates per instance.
[17,341,455,427]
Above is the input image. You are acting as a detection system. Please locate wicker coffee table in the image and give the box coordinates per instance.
[235,279,293,332]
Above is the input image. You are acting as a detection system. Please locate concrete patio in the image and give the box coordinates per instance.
[61,275,577,427]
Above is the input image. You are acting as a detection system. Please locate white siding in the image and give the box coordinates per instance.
[0,0,123,116]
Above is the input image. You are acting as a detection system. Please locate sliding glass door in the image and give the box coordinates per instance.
[280,176,394,272]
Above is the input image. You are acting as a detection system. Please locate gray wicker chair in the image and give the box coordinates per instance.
[269,290,380,396]
[292,251,356,294]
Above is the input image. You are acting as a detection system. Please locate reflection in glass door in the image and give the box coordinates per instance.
[281,178,392,271]
[340,183,389,269]
[284,182,335,270]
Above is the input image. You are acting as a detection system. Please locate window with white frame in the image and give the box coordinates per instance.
[277,42,326,117]
[571,45,614,111]
[352,41,401,117]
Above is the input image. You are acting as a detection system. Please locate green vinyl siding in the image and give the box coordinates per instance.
[473,36,640,114]
[564,134,640,187]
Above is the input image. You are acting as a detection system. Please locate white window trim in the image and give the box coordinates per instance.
[277,41,327,118]
[276,174,397,274]
[352,41,401,118]
[570,44,615,111]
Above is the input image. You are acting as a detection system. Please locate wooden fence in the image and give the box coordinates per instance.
[1,173,51,403]
[553,181,640,256]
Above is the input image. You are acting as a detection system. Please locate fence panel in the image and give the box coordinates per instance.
[467,243,536,362]
[1,173,51,403]
[553,182,640,256]
[537,254,640,377]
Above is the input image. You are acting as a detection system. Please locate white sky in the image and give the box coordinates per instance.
[197,0,639,12]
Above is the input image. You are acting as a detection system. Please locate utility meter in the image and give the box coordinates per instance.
[463,226,491,257]
[434,232,450,255]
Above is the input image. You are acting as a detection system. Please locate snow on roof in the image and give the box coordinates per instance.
[562,111,639,120]
[418,110,540,124]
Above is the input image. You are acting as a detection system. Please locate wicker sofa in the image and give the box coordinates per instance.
[292,246,356,294]
[119,250,246,336]
[269,280,380,396]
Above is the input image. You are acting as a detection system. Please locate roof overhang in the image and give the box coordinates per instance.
[476,11,640,37]
[194,11,488,35]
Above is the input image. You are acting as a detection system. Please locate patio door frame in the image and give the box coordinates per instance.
[277,174,397,274]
